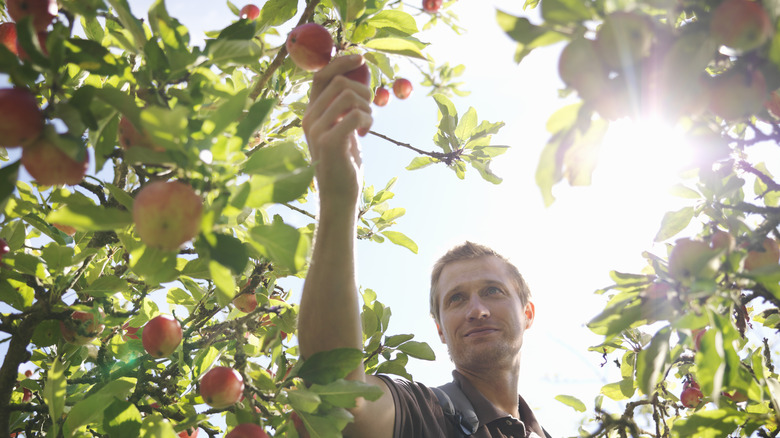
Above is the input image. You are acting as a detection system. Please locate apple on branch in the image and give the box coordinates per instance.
[710,0,772,54]
[423,0,443,13]
[743,237,780,271]
[0,22,18,55]
[0,87,45,148]
[225,424,269,438]
[285,23,333,72]
[199,366,244,409]
[239,4,260,20]
[118,116,164,151]
[595,11,653,72]
[59,309,105,345]
[393,78,413,99]
[373,87,390,106]
[706,68,767,121]
[132,180,203,252]
[21,136,89,186]
[142,315,182,358]
[7,0,58,32]
[558,37,609,101]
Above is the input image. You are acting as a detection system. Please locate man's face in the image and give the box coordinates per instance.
[435,256,535,371]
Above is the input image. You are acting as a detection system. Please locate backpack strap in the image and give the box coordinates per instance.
[432,382,480,436]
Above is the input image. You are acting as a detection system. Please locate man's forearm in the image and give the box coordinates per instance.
[298,200,364,360]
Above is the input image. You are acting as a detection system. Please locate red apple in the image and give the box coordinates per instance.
[681,385,703,408]
[21,137,89,186]
[707,68,767,121]
[21,388,32,403]
[373,87,390,106]
[711,0,772,53]
[344,63,370,86]
[132,180,203,252]
[285,23,333,72]
[142,315,182,358]
[722,390,748,402]
[239,4,260,20]
[0,88,44,148]
[291,413,310,438]
[0,238,10,261]
[595,11,653,71]
[710,230,735,252]
[199,366,244,409]
[225,424,269,438]
[423,0,443,12]
[393,78,412,99]
[7,0,58,31]
[122,323,140,340]
[744,237,780,271]
[60,309,105,345]
[178,428,199,438]
[233,292,258,313]
[558,37,610,101]
[118,116,163,151]
[692,328,707,351]
[0,22,18,55]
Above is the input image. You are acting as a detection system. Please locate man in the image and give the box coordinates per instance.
[298,55,548,438]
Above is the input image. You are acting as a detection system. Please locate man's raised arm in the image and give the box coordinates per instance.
[298,55,395,438]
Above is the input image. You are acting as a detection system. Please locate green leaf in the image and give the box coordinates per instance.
[208,38,265,65]
[43,359,67,438]
[249,217,310,274]
[670,409,743,438]
[64,378,136,437]
[455,107,478,141]
[235,98,276,144]
[207,233,249,274]
[45,205,132,231]
[384,334,414,348]
[636,326,670,395]
[600,379,635,401]
[129,246,179,285]
[258,0,298,28]
[554,394,586,412]
[540,0,594,24]
[102,400,142,438]
[287,388,322,413]
[204,89,249,137]
[366,10,418,35]
[210,260,236,307]
[380,231,418,254]
[82,276,129,298]
[141,106,189,150]
[298,348,364,385]
[139,414,177,438]
[396,341,435,360]
[364,37,427,59]
[406,156,437,170]
[496,10,549,45]
[0,160,20,210]
[654,207,695,242]
[310,379,384,408]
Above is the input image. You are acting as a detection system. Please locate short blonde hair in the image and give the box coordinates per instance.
[429,241,531,322]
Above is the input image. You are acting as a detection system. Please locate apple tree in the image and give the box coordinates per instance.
[499,0,780,436]
[0,0,508,437]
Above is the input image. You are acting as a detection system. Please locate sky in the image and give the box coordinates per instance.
[1,0,707,435]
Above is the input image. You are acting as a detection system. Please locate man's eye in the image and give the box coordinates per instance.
[448,294,463,303]
[485,286,501,295]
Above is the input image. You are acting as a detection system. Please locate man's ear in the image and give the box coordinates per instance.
[436,321,446,344]
[524,302,535,329]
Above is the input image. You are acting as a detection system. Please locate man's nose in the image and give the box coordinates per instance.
[466,295,489,320]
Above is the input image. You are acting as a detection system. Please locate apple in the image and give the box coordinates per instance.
[710,0,772,53]
[710,230,735,252]
[122,323,140,340]
[118,116,163,151]
[0,22,18,55]
[681,384,703,408]
[239,4,260,20]
[142,315,182,358]
[225,424,269,438]
[291,412,310,438]
[199,366,244,409]
[178,428,199,438]
[344,63,370,86]
[744,237,780,271]
[393,78,413,99]
[0,87,44,148]
[21,137,89,186]
[707,68,767,121]
[233,292,258,313]
[0,238,10,261]
[423,0,443,12]
[558,37,610,101]
[373,87,390,106]
[7,0,58,32]
[285,23,333,72]
[722,389,748,403]
[668,238,720,282]
[132,180,203,252]
[60,309,105,345]
[595,11,653,71]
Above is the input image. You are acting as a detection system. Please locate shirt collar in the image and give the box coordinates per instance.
[452,370,546,437]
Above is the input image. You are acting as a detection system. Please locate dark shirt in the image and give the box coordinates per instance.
[378,370,547,438]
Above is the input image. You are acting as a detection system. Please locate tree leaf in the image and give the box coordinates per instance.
[636,326,671,395]
[654,207,694,242]
[82,275,129,298]
[102,400,142,438]
[381,231,418,253]
[249,217,310,274]
[298,348,364,385]
[396,341,435,360]
[45,205,133,231]
[364,37,427,59]
[64,378,136,437]
[554,394,586,412]
[43,359,67,438]
[310,379,384,408]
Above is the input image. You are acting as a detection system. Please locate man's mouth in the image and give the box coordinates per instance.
[465,327,498,337]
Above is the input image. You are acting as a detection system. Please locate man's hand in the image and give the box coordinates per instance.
[302,54,373,207]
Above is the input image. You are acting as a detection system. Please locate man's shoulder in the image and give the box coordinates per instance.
[375,374,454,438]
